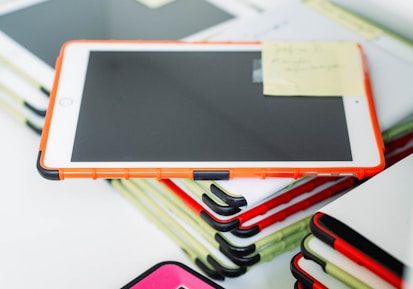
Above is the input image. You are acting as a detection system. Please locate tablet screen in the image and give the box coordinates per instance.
[0,0,234,66]
[71,50,352,162]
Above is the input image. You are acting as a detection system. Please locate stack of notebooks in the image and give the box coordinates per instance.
[290,151,413,289]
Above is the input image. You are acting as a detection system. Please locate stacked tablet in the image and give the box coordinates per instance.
[0,30,51,135]
[110,174,355,280]
[291,131,413,289]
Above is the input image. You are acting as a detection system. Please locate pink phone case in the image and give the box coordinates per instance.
[121,261,224,289]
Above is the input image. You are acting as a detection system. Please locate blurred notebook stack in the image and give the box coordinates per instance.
[110,175,356,280]
[0,30,51,135]
[290,152,413,289]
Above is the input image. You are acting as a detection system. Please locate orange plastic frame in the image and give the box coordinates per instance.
[37,40,385,180]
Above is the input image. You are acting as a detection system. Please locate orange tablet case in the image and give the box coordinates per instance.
[37,40,385,180]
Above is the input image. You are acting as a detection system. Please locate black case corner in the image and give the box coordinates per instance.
[36,151,60,180]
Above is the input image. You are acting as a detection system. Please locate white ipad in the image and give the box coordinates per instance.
[37,41,384,180]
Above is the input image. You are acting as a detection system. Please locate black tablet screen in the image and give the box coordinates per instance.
[71,50,352,162]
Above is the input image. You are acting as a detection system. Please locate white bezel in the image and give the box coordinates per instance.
[43,42,382,173]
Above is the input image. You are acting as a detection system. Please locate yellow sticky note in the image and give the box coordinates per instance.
[136,0,175,9]
[262,42,365,96]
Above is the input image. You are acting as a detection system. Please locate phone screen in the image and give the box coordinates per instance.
[71,50,352,163]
